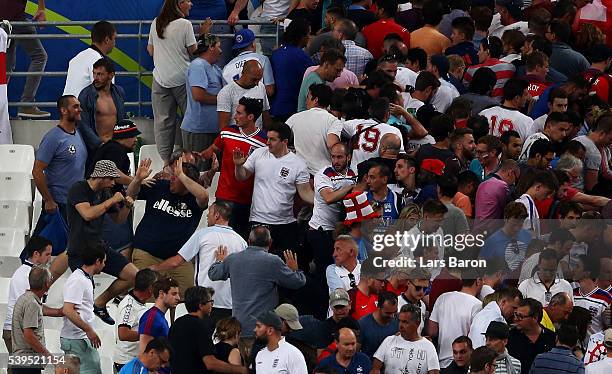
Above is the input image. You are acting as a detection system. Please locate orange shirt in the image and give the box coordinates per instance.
[410,25,451,56]
[452,191,472,218]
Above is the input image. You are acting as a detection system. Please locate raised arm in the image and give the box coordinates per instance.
[126,158,153,199]
[233,148,253,182]
[175,156,209,208]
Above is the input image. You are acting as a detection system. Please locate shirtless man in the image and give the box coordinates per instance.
[78,58,127,156]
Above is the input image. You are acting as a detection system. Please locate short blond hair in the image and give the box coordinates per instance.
[447,54,466,71]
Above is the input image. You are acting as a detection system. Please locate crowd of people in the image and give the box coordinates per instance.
[3,0,612,373]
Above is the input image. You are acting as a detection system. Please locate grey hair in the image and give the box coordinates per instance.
[249,226,272,247]
[28,266,51,291]
[556,154,583,173]
[399,304,422,324]
[335,235,358,251]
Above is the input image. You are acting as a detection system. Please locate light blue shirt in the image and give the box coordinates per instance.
[181,57,224,133]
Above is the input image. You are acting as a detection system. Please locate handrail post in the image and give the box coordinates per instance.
[137,20,143,118]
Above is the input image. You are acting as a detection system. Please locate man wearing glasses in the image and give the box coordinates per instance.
[519,250,573,307]
[397,268,430,335]
[118,338,172,374]
[507,298,556,373]
[469,347,500,374]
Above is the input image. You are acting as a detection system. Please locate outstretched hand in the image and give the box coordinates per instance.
[232,148,247,166]
[215,245,228,262]
[283,250,299,271]
[135,158,153,182]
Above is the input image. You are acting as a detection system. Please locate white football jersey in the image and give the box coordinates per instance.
[341,118,404,170]
[480,106,534,140]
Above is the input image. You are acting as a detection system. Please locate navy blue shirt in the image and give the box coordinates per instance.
[133,180,204,259]
[189,0,227,20]
[529,347,585,374]
[270,45,314,117]
[317,351,372,373]
[358,314,399,358]
[445,41,479,66]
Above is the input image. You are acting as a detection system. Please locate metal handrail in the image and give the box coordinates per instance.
[7,19,280,113]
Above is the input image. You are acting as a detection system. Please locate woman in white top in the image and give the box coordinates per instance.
[147,0,208,164]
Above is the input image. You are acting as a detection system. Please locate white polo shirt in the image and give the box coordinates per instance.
[113,293,148,364]
[61,268,95,340]
[469,301,506,348]
[3,262,34,331]
[244,147,310,224]
[178,224,247,309]
[255,338,308,374]
[518,273,574,307]
[286,108,343,175]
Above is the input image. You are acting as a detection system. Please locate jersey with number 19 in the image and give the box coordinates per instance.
[480,105,534,140]
[341,119,404,171]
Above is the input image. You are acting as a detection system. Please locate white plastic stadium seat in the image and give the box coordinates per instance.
[138,145,164,174]
[31,189,43,236]
[0,277,11,304]
[133,200,146,233]
[0,172,32,203]
[43,329,62,355]
[0,229,26,277]
[0,200,30,234]
[128,152,136,176]
[0,144,35,173]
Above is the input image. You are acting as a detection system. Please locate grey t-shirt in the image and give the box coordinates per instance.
[575,135,602,171]
[12,291,45,355]
[442,202,469,237]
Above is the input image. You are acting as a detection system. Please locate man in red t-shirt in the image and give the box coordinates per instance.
[348,272,385,320]
[524,51,552,100]
[362,0,411,59]
[582,44,612,104]
[201,97,267,238]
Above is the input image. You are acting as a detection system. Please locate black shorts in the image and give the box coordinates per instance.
[67,243,129,278]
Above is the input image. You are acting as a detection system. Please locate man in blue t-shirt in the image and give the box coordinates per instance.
[119,337,171,374]
[127,157,209,298]
[138,278,180,353]
[32,95,87,280]
[317,327,372,373]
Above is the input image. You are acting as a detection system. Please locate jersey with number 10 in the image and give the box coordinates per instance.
[480,106,534,140]
[341,119,404,171]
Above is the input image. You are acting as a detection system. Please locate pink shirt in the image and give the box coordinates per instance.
[303,66,359,90]
[475,177,510,220]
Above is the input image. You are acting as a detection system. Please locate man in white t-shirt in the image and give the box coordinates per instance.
[585,329,612,370]
[223,29,275,97]
[286,83,343,175]
[113,268,157,372]
[234,122,314,255]
[519,112,571,162]
[2,237,60,354]
[61,243,106,374]
[217,60,271,129]
[531,88,568,134]
[428,270,483,368]
[341,97,404,170]
[515,170,558,238]
[63,21,116,96]
[151,201,247,322]
[309,142,356,276]
[404,71,440,116]
[372,303,440,374]
[518,249,574,307]
[480,78,533,140]
[254,310,308,374]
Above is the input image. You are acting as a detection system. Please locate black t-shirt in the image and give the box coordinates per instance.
[347,9,377,30]
[132,179,204,259]
[91,140,130,194]
[415,144,454,166]
[66,180,109,254]
[169,314,216,374]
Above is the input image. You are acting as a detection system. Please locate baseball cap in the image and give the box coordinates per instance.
[90,160,120,179]
[483,321,509,339]
[274,304,303,330]
[233,29,256,50]
[605,328,612,348]
[256,310,283,331]
[329,289,350,308]
[421,159,445,176]
[113,119,141,139]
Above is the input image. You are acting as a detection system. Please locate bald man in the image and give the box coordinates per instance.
[357,133,402,184]
[217,60,272,129]
[317,327,372,372]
